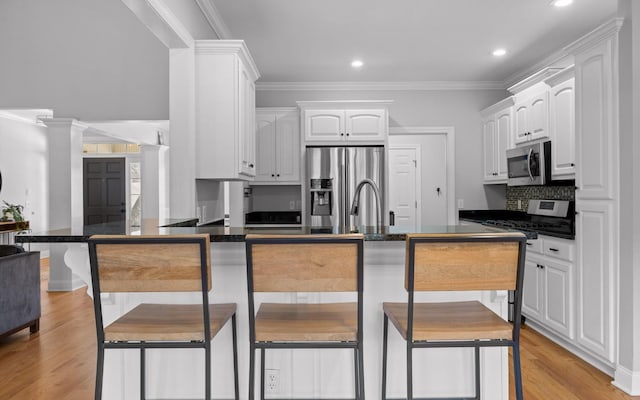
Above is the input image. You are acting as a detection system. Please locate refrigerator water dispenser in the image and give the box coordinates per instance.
[310,178,332,216]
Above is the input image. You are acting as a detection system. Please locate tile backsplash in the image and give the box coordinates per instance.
[506,185,575,211]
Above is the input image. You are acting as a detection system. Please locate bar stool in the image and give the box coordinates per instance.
[88,234,239,400]
[245,234,365,400]
[381,232,527,400]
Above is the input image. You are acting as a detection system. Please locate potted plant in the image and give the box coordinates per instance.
[1,201,29,230]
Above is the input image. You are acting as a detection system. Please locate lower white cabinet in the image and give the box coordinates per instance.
[522,236,574,340]
[575,200,615,363]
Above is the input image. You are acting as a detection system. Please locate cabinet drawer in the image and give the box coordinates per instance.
[542,237,574,262]
[525,238,543,254]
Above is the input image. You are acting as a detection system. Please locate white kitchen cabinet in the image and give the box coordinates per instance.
[522,253,544,321]
[254,108,300,184]
[522,236,574,340]
[514,90,549,145]
[298,101,391,144]
[547,71,576,179]
[481,98,513,183]
[194,40,260,180]
[569,25,620,367]
[574,38,616,201]
[575,200,615,363]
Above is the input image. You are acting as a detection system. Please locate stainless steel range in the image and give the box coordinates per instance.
[482,199,575,239]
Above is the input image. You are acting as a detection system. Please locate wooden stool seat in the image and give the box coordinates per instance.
[382,301,512,342]
[381,232,527,400]
[89,234,239,400]
[246,234,365,400]
[255,302,358,342]
[105,303,237,342]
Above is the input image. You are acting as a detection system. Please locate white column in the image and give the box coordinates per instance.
[169,47,197,218]
[141,144,169,221]
[41,118,86,291]
[614,1,640,394]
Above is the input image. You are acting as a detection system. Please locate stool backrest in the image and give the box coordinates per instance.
[405,232,525,292]
[246,234,363,292]
[89,234,211,293]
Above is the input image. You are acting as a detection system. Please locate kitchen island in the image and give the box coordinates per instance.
[17,222,520,400]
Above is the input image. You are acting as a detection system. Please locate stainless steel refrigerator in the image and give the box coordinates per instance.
[306,146,385,228]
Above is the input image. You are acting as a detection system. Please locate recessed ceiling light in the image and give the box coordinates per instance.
[492,49,507,57]
[550,0,573,7]
[351,60,364,68]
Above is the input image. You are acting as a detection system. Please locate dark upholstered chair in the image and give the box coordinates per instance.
[0,245,41,339]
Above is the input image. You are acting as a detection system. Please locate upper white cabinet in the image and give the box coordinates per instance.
[513,89,549,145]
[195,40,260,180]
[545,67,576,179]
[298,101,392,144]
[574,38,616,201]
[254,108,300,184]
[481,97,513,184]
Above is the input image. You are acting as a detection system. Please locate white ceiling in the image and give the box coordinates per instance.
[206,0,618,86]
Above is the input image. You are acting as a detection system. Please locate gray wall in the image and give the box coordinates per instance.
[0,0,169,120]
[257,89,509,210]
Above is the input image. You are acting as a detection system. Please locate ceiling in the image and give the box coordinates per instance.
[206,0,618,86]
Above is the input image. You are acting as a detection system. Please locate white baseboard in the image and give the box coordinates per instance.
[613,365,640,395]
[47,277,86,292]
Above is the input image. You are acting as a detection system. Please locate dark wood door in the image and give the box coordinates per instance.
[83,158,126,226]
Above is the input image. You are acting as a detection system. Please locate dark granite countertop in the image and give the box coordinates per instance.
[15,218,524,243]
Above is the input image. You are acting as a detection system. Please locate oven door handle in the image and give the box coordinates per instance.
[527,148,534,182]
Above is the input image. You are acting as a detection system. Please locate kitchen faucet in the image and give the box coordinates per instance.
[350,178,383,229]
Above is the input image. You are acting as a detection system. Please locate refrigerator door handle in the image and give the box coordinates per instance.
[389,211,395,226]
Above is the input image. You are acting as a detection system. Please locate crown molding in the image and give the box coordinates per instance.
[0,109,53,126]
[480,96,515,117]
[544,65,575,87]
[507,66,565,94]
[121,0,193,48]
[256,80,505,92]
[195,0,232,39]
[564,18,624,56]
[297,100,394,110]
[195,40,261,80]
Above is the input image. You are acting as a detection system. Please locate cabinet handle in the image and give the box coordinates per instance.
[276,174,280,177]
[549,248,559,252]
[271,174,275,177]
[571,163,575,167]
[540,265,545,269]
[346,133,350,136]
[340,133,345,136]
[526,242,532,246]
[249,163,254,168]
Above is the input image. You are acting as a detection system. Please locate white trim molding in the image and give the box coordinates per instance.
[257,81,505,92]
[195,0,232,39]
[389,126,456,225]
[564,18,624,56]
[614,365,640,396]
[121,0,194,48]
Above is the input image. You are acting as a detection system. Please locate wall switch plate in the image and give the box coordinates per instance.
[289,201,295,210]
[517,200,522,210]
[457,198,464,209]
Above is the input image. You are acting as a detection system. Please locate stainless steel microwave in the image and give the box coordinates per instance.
[506,140,551,186]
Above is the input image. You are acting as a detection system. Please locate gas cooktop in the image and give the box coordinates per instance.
[460,199,575,240]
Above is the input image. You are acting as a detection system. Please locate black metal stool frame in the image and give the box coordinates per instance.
[88,235,240,400]
[245,235,365,400]
[381,234,526,400]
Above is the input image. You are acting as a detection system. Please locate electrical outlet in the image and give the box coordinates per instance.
[457,198,464,209]
[517,200,522,210]
[265,369,279,395]
[289,201,295,210]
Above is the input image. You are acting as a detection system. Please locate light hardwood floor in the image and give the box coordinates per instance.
[0,261,638,399]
